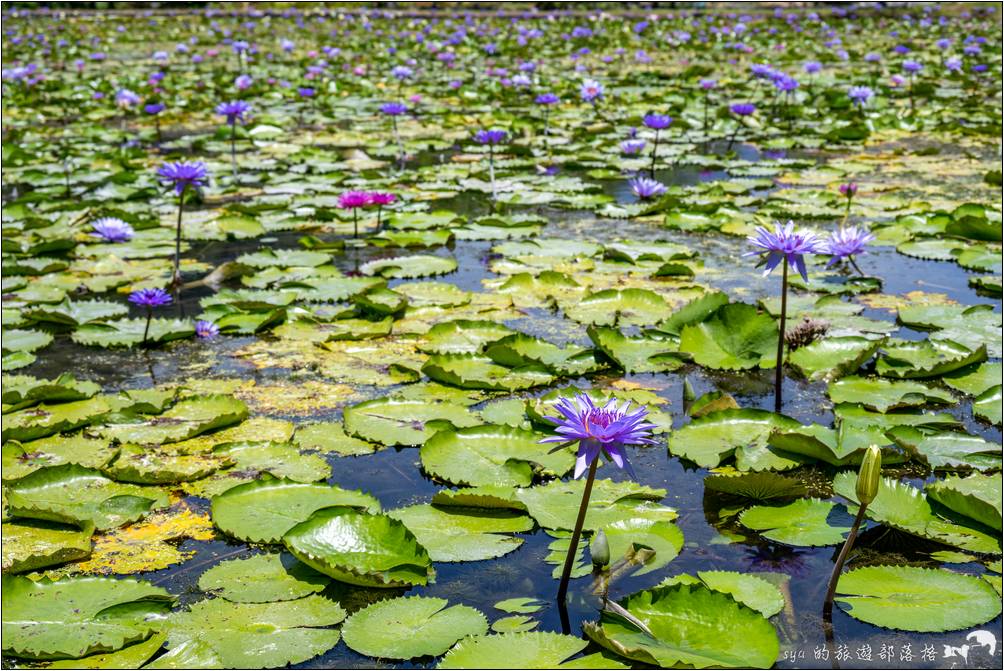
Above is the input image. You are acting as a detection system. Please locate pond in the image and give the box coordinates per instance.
[2,3,1002,670]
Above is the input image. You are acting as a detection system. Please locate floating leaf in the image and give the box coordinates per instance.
[342,596,487,660]
[2,396,111,442]
[662,571,785,618]
[740,499,851,546]
[160,595,344,669]
[565,288,670,327]
[197,552,330,603]
[828,376,954,412]
[211,478,380,543]
[584,583,779,669]
[1,575,173,660]
[422,353,555,391]
[6,464,168,530]
[679,303,777,370]
[343,397,479,446]
[667,409,799,469]
[389,503,533,562]
[515,478,674,531]
[282,507,433,588]
[100,395,248,445]
[1,519,94,574]
[835,566,1002,632]
[421,425,572,487]
[926,474,1002,532]
[439,631,590,669]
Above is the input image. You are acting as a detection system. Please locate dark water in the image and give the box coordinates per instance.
[16,142,1002,670]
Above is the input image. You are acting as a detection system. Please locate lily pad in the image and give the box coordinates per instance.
[197,552,330,603]
[343,397,479,446]
[282,507,433,588]
[740,499,851,546]
[342,596,488,660]
[389,503,533,562]
[679,303,777,370]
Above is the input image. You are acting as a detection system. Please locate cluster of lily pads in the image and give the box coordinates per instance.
[2,3,1003,671]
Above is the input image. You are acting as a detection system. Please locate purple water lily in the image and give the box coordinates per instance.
[826,226,875,271]
[380,101,408,116]
[474,130,508,201]
[535,92,560,105]
[195,319,220,340]
[157,161,209,195]
[745,221,821,282]
[158,161,209,287]
[580,78,603,103]
[91,217,134,243]
[847,86,873,107]
[621,139,646,155]
[541,393,656,479]
[629,176,666,200]
[130,287,172,344]
[542,393,656,601]
[730,103,756,116]
[642,114,672,177]
[216,100,251,125]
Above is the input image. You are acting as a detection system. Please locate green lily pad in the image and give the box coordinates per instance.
[342,596,488,660]
[361,254,457,279]
[6,464,168,530]
[439,631,592,669]
[418,319,515,354]
[828,376,954,412]
[343,397,479,446]
[2,433,118,480]
[740,499,851,546]
[1,519,94,573]
[926,474,1002,531]
[565,288,670,327]
[667,409,800,469]
[661,571,786,618]
[835,565,1002,632]
[72,318,195,348]
[876,339,987,379]
[2,373,100,409]
[1,575,173,660]
[602,518,684,575]
[211,478,381,543]
[197,552,330,603]
[515,478,674,531]
[679,303,777,370]
[422,353,555,391]
[282,507,433,588]
[587,326,685,373]
[389,503,533,562]
[583,583,779,669]
[100,395,248,445]
[159,595,344,669]
[421,425,573,487]
[2,396,111,442]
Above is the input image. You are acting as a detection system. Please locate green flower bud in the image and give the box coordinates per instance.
[856,445,882,507]
[683,377,696,404]
[590,529,610,567]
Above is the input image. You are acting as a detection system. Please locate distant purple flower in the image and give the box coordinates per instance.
[642,113,672,130]
[630,176,666,200]
[839,182,858,198]
[890,74,907,87]
[144,102,165,115]
[473,129,508,145]
[234,74,252,90]
[391,65,414,80]
[893,44,911,55]
[935,38,952,50]
[945,57,963,73]
[157,161,209,195]
[298,87,315,98]
[751,63,775,78]
[535,92,559,105]
[116,88,141,108]
[541,394,656,478]
[700,78,717,90]
[804,61,822,74]
[864,52,882,63]
[216,100,251,125]
[580,78,603,102]
[825,226,875,267]
[621,139,646,155]
[129,288,173,308]
[903,60,923,74]
[745,221,822,281]
[847,86,873,106]
[195,320,220,339]
[380,101,408,115]
[775,75,799,92]
[730,102,756,116]
[91,217,134,243]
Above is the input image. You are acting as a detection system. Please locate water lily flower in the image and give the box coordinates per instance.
[380,102,408,116]
[235,74,252,90]
[91,217,134,243]
[826,226,875,272]
[621,139,646,155]
[338,190,371,238]
[847,86,873,107]
[369,192,396,230]
[580,78,603,103]
[391,64,414,80]
[839,182,858,199]
[115,88,141,108]
[195,319,220,340]
[157,161,209,286]
[727,103,756,151]
[629,176,666,200]
[745,221,821,411]
[216,100,251,125]
[642,113,672,176]
[540,393,656,601]
[473,129,508,201]
[129,287,172,344]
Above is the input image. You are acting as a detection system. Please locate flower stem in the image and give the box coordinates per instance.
[230,124,237,180]
[392,117,404,164]
[774,257,788,413]
[142,309,152,345]
[172,187,185,289]
[488,146,496,202]
[848,255,865,277]
[352,208,358,238]
[649,129,660,179]
[557,456,598,604]
[823,503,868,621]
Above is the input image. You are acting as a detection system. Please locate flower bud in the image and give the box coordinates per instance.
[683,377,696,404]
[855,445,882,507]
[590,529,610,567]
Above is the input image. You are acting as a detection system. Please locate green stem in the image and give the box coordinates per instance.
[774,258,788,413]
[649,129,660,179]
[230,123,237,179]
[823,503,868,620]
[173,187,185,289]
[142,309,152,345]
[557,456,599,604]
